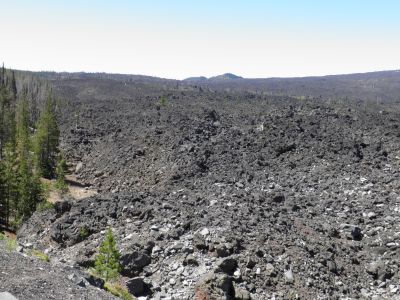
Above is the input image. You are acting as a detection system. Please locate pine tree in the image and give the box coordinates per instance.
[0,160,6,225]
[16,95,30,161]
[0,63,4,87]
[17,157,42,221]
[33,93,60,178]
[2,143,18,227]
[15,96,42,221]
[0,86,16,159]
[95,228,121,281]
[10,71,17,100]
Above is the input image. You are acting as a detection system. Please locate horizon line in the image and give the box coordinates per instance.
[4,64,400,81]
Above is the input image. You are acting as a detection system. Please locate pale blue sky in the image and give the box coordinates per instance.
[1,1,399,79]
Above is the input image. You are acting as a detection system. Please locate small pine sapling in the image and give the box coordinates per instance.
[95,228,121,282]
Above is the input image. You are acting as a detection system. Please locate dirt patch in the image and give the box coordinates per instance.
[42,176,97,204]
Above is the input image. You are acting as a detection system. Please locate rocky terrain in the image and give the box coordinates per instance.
[0,239,117,299]
[3,72,400,299]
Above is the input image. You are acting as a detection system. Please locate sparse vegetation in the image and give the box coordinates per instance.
[55,154,68,193]
[40,180,52,199]
[159,95,167,107]
[31,249,50,262]
[37,200,55,212]
[79,226,90,239]
[104,282,135,300]
[0,232,17,252]
[6,236,17,251]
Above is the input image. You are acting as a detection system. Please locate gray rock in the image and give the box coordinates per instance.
[193,233,208,250]
[284,269,294,283]
[0,292,19,300]
[75,162,83,173]
[82,274,105,289]
[182,246,194,254]
[366,261,393,281]
[351,226,363,241]
[150,225,159,231]
[271,192,285,203]
[120,251,151,277]
[196,273,234,299]
[200,228,210,236]
[183,255,199,266]
[67,273,87,287]
[265,263,275,276]
[171,243,183,251]
[327,260,337,274]
[216,258,238,275]
[246,258,256,269]
[24,242,33,249]
[152,245,163,256]
[126,277,147,297]
[215,244,230,258]
[234,284,251,300]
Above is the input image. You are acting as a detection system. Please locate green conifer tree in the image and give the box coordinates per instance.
[95,228,121,282]
[0,63,4,87]
[10,71,17,100]
[2,143,18,226]
[0,86,16,159]
[16,95,30,160]
[0,160,6,225]
[15,96,42,221]
[33,93,60,178]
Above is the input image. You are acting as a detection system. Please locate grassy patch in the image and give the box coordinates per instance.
[41,180,53,199]
[0,233,17,251]
[37,200,55,211]
[55,180,69,194]
[31,249,50,262]
[41,178,70,203]
[6,237,17,251]
[104,281,136,300]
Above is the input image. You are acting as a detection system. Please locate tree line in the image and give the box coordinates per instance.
[0,65,61,229]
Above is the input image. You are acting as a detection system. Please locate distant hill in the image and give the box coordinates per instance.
[22,69,400,103]
[184,73,243,81]
[184,76,208,82]
[209,73,243,80]
[183,70,400,103]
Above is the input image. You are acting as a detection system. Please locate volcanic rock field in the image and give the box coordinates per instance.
[4,74,400,299]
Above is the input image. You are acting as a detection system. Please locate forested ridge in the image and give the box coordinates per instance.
[0,65,61,230]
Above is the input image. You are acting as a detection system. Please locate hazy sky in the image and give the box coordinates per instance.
[1,0,400,79]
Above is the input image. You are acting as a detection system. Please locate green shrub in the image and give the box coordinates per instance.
[0,233,5,240]
[79,226,90,239]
